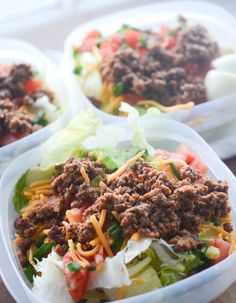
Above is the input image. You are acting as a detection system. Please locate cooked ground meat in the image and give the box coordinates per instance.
[49,159,230,251]
[99,24,219,107]
[0,64,54,147]
[52,157,106,202]
[14,157,231,265]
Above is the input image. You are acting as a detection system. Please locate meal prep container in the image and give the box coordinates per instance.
[0,38,71,175]
[61,0,236,133]
[1,116,236,303]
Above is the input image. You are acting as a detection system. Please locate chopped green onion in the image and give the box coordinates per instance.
[90,175,103,188]
[118,24,134,32]
[108,223,121,234]
[33,242,53,261]
[24,264,37,283]
[111,237,124,253]
[212,217,221,226]
[169,162,181,180]
[168,28,177,37]
[110,227,123,238]
[73,65,83,75]
[72,47,78,58]
[36,235,46,249]
[34,110,48,127]
[113,82,125,97]
[122,43,129,49]
[88,265,97,271]
[139,35,147,47]
[67,261,81,273]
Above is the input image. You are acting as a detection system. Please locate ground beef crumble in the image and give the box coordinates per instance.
[0,64,54,147]
[14,158,232,265]
[98,24,219,107]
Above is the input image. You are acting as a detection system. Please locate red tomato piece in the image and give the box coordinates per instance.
[212,239,231,264]
[66,208,83,223]
[63,253,89,302]
[79,38,99,52]
[155,149,187,161]
[122,92,142,105]
[100,42,114,61]
[159,25,169,36]
[84,30,100,41]
[0,64,11,77]
[166,36,176,49]
[123,30,141,47]
[137,48,148,58]
[176,143,208,174]
[24,79,43,94]
[109,33,121,50]
[0,132,17,147]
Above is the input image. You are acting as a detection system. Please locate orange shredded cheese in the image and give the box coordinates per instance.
[117,278,144,299]
[111,211,121,222]
[99,209,107,229]
[80,167,90,184]
[29,179,51,187]
[99,181,107,189]
[77,243,100,257]
[202,224,232,239]
[68,239,88,268]
[35,189,53,195]
[137,100,194,112]
[107,150,145,183]
[131,232,142,242]
[90,215,113,257]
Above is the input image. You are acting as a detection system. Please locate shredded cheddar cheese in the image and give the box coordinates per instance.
[77,243,100,257]
[99,209,107,229]
[107,150,145,183]
[131,232,142,242]
[111,211,121,222]
[80,167,90,184]
[90,215,113,257]
[68,239,88,268]
[137,100,194,112]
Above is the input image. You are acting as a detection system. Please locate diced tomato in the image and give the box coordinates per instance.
[84,30,100,41]
[63,253,89,302]
[100,42,114,61]
[155,149,187,161]
[137,48,148,58]
[0,64,11,77]
[24,79,43,94]
[122,92,142,105]
[166,36,176,49]
[0,132,17,147]
[123,30,141,47]
[79,38,99,52]
[66,208,83,223]
[159,25,169,36]
[176,143,208,174]
[212,239,231,264]
[109,33,121,50]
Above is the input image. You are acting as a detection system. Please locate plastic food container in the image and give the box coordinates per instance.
[61,0,236,132]
[0,38,71,175]
[0,116,236,303]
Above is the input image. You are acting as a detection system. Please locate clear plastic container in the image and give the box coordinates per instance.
[61,0,236,131]
[0,116,236,303]
[0,38,71,175]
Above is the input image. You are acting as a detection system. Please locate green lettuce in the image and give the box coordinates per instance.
[13,170,29,213]
[41,110,102,168]
[125,266,162,298]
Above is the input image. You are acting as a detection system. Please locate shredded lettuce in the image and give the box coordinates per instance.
[33,252,73,303]
[125,266,162,298]
[41,110,102,168]
[119,103,155,155]
[87,251,131,290]
[13,170,29,213]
